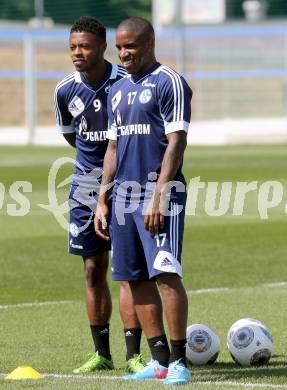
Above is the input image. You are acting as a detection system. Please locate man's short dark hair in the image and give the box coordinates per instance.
[117,17,154,41]
[70,16,106,42]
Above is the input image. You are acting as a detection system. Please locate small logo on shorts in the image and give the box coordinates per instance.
[70,239,83,249]
[70,223,79,237]
[153,250,182,277]
[161,257,173,267]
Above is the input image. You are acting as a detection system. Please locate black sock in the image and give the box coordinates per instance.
[147,334,170,367]
[124,328,142,360]
[90,324,111,359]
[169,339,187,367]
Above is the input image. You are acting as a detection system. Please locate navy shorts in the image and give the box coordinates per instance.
[68,186,111,257]
[111,201,185,281]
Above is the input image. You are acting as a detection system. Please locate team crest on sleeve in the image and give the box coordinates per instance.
[139,89,152,104]
[68,96,85,117]
[112,90,122,112]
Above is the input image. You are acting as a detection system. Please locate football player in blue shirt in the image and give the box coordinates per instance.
[54,16,145,374]
[95,17,192,385]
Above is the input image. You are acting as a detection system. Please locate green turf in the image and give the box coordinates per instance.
[0,145,287,389]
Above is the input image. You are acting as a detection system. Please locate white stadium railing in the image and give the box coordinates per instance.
[1,22,287,145]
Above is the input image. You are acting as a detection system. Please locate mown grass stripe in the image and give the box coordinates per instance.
[1,280,287,310]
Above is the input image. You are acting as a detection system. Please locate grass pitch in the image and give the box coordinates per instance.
[0,144,287,389]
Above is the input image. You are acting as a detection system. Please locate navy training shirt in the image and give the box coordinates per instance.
[54,61,126,184]
[107,62,192,202]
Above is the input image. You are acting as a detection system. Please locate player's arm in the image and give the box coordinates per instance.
[145,72,192,235]
[94,139,117,240]
[63,133,76,147]
[54,83,76,147]
[144,131,187,235]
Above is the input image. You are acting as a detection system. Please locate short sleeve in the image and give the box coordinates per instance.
[158,68,192,135]
[54,83,75,134]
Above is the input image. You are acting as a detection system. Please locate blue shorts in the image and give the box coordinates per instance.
[111,201,185,281]
[68,186,111,257]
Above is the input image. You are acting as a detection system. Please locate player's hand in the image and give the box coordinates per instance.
[144,192,165,236]
[94,201,110,241]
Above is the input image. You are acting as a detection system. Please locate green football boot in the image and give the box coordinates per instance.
[125,354,146,373]
[73,352,114,374]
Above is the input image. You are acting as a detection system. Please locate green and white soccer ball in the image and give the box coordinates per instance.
[227,318,274,366]
[186,323,220,365]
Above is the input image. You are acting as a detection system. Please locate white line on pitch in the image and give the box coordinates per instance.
[263,281,287,288]
[44,373,122,380]
[1,281,286,310]
[2,373,287,388]
[187,281,287,295]
[0,300,74,310]
[39,376,287,388]
[195,381,287,389]
[187,287,230,294]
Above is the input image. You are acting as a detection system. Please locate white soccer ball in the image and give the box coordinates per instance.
[186,324,220,365]
[227,319,274,366]
[229,318,265,329]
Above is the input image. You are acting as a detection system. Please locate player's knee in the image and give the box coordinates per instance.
[157,273,182,294]
[84,256,108,286]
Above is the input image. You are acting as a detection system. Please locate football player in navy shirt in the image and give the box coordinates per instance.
[95,17,192,385]
[54,16,145,374]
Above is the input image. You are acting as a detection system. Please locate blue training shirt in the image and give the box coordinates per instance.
[54,61,126,184]
[107,62,192,202]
